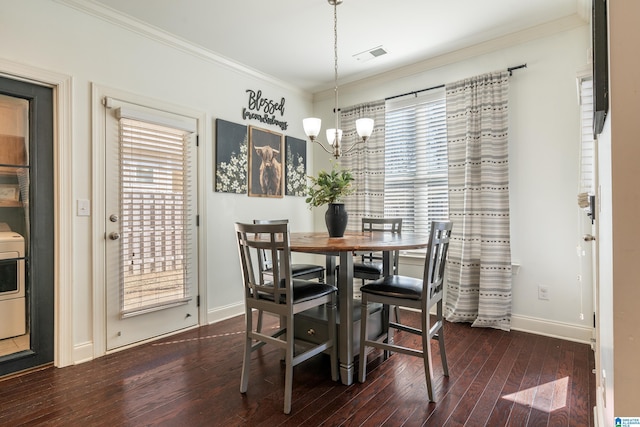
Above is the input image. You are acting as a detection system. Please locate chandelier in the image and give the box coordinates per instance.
[303,0,374,159]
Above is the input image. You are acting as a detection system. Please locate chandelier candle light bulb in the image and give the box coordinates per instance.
[326,129,342,146]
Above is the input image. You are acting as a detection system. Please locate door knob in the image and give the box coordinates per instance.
[109,232,121,240]
[583,234,596,242]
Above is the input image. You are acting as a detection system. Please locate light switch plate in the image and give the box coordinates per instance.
[77,199,90,216]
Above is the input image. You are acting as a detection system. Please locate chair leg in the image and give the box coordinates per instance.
[384,304,396,360]
[283,314,294,414]
[438,324,449,377]
[437,303,448,376]
[422,311,436,402]
[358,296,369,383]
[256,309,263,332]
[240,308,253,393]
[279,315,286,361]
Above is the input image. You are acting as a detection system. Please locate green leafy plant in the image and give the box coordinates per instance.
[305,165,355,208]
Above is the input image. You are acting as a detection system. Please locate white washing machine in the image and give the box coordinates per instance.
[0,231,26,340]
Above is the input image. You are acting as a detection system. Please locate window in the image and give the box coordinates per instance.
[384,89,448,234]
[579,76,595,195]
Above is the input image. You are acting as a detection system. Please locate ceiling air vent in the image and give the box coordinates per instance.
[353,46,388,62]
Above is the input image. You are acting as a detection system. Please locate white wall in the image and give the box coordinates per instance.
[311,23,592,340]
[0,0,318,363]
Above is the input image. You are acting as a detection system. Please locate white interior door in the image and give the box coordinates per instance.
[104,98,199,351]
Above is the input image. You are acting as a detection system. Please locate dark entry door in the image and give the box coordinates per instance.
[0,75,54,376]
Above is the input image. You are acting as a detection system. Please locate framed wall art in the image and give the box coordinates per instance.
[284,136,307,197]
[248,126,283,198]
[215,119,247,194]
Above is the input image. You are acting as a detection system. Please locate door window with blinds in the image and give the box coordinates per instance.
[579,77,595,196]
[117,114,195,315]
[384,89,449,234]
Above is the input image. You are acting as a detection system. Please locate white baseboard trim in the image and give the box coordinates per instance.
[402,309,591,343]
[594,386,606,427]
[206,301,245,325]
[511,314,592,344]
[73,341,94,365]
[71,306,589,365]
[71,303,245,365]
[593,405,603,427]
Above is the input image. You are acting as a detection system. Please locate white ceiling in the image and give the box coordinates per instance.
[91,0,589,93]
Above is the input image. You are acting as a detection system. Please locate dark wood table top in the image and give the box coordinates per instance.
[288,231,430,253]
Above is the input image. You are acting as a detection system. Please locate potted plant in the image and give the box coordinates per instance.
[306,164,355,237]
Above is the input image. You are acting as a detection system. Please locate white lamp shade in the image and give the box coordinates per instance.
[356,118,374,139]
[326,128,342,146]
[303,118,322,138]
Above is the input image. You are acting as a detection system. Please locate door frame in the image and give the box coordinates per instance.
[91,84,208,357]
[0,59,73,368]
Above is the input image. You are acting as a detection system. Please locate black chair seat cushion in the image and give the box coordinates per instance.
[360,275,423,300]
[336,262,383,280]
[258,279,337,304]
[291,264,324,276]
[353,262,383,277]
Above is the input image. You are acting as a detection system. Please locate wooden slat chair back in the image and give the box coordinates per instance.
[350,217,404,320]
[252,219,325,332]
[357,217,403,279]
[253,219,325,282]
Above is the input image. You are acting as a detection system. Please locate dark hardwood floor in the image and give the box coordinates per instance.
[0,310,595,426]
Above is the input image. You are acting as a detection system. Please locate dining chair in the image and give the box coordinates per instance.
[358,220,453,402]
[235,222,338,414]
[336,217,402,287]
[253,219,325,282]
[341,217,403,321]
[354,217,403,282]
[253,219,325,332]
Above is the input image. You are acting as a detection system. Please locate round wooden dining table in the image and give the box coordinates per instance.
[289,231,430,385]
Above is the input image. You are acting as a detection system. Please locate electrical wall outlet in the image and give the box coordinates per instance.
[538,284,550,300]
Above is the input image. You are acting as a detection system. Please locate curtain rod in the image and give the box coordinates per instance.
[385,63,527,101]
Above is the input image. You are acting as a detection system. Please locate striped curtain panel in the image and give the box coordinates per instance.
[340,100,386,231]
[444,71,513,331]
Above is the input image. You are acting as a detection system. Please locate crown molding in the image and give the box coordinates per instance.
[53,0,588,102]
[54,0,308,97]
[314,14,588,102]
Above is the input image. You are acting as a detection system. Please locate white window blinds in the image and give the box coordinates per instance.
[117,114,196,315]
[579,77,595,195]
[384,89,448,234]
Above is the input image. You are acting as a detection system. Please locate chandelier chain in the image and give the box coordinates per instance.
[333,0,339,133]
